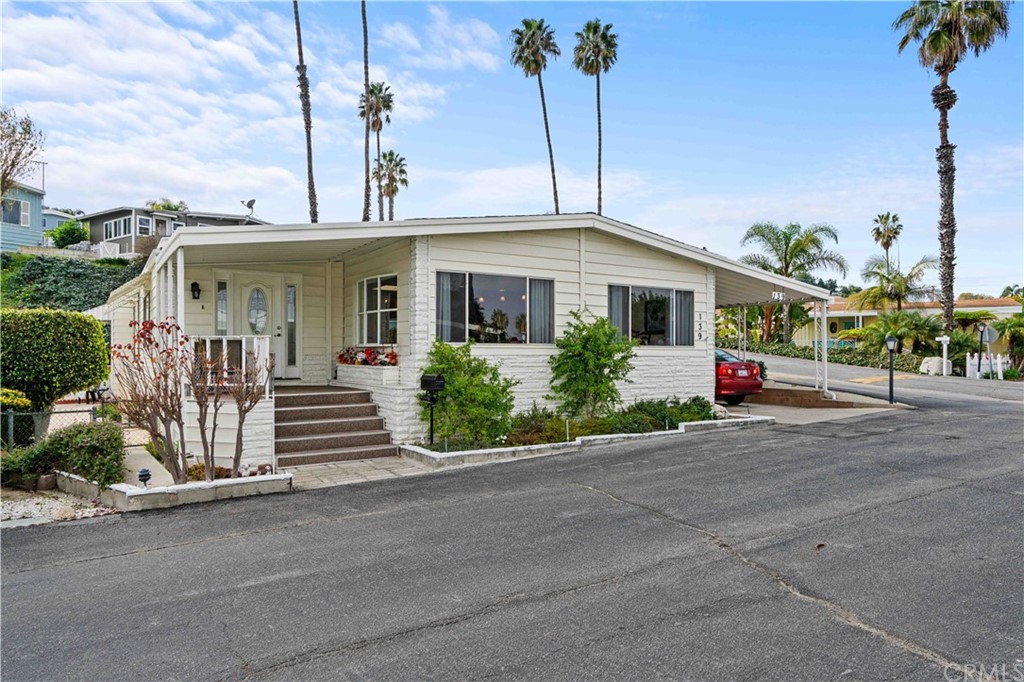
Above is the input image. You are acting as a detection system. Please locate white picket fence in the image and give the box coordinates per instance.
[965,353,1012,380]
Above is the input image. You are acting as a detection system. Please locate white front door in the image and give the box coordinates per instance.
[233,274,302,380]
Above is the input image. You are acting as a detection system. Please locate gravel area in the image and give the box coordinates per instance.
[1,487,119,525]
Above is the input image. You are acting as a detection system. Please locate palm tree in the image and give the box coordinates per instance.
[894,1,1010,330]
[953,309,997,332]
[371,150,408,221]
[292,0,318,223]
[739,221,849,343]
[572,19,618,216]
[870,212,902,270]
[359,82,394,221]
[511,18,561,215]
[849,254,938,312]
[857,310,943,354]
[360,0,371,222]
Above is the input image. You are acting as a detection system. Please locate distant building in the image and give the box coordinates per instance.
[79,206,269,256]
[42,208,78,232]
[1,182,46,252]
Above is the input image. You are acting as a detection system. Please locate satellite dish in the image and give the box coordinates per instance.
[240,199,256,217]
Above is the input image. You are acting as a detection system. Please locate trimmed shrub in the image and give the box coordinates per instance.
[717,337,921,373]
[420,338,519,445]
[45,219,89,249]
[35,421,125,488]
[548,309,637,418]
[1,308,109,410]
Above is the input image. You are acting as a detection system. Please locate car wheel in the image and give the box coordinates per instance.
[724,395,744,406]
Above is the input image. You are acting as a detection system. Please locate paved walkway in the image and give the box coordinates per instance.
[283,457,433,490]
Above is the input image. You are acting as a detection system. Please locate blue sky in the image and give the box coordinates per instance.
[3,1,1021,294]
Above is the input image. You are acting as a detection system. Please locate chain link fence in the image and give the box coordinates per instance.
[1,399,150,450]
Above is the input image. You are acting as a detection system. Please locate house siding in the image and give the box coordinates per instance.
[1,186,45,252]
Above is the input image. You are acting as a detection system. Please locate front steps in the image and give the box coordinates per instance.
[274,387,397,467]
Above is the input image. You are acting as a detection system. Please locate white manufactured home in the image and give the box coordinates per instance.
[98,213,830,471]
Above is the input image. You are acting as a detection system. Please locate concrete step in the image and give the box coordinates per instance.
[275,389,373,408]
[275,430,393,454]
[277,445,399,467]
[275,403,378,422]
[275,416,385,438]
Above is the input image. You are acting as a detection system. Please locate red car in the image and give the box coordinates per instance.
[715,349,763,405]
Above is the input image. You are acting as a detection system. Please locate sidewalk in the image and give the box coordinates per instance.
[283,457,433,490]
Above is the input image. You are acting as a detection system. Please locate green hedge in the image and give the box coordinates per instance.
[717,338,921,373]
[1,421,126,488]
[1,308,110,410]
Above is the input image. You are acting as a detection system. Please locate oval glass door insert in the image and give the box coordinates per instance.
[248,288,268,334]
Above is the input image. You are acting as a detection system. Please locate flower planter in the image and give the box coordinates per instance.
[336,364,401,387]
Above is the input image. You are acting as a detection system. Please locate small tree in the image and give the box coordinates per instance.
[188,349,227,482]
[111,319,190,483]
[227,349,274,476]
[46,218,89,248]
[548,309,637,418]
[1,106,45,198]
[144,197,189,212]
[0,308,108,411]
[420,338,519,445]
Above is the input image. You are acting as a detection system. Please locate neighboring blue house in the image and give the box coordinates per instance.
[1,183,46,252]
[42,208,77,233]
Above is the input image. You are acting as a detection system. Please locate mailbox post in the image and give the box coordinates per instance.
[935,335,950,376]
[420,373,446,445]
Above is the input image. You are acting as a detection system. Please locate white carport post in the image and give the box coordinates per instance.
[816,298,832,399]
[739,305,747,360]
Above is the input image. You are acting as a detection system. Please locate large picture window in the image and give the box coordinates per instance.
[608,285,695,346]
[358,275,398,344]
[103,217,132,240]
[436,272,554,344]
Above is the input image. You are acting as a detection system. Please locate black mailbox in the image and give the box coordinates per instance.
[421,373,445,392]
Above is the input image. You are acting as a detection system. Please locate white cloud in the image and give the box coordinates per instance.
[380,5,501,72]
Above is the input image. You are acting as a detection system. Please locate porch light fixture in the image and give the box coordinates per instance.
[190,282,202,300]
[884,334,898,404]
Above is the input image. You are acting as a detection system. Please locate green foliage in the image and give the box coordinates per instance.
[0,444,55,478]
[45,218,89,248]
[94,402,121,422]
[1,253,143,311]
[1,388,32,412]
[187,463,232,481]
[420,338,519,445]
[1003,368,1022,381]
[717,337,922,372]
[855,310,943,354]
[145,197,188,211]
[755,360,769,380]
[994,313,1024,367]
[0,308,109,410]
[35,421,125,487]
[548,309,637,418]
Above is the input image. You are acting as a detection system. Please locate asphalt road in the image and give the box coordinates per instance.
[2,373,1022,681]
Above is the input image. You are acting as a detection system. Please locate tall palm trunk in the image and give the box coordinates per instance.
[933,72,958,331]
[596,71,603,216]
[361,0,371,222]
[293,1,318,223]
[376,132,384,221]
[388,196,394,221]
[536,72,559,215]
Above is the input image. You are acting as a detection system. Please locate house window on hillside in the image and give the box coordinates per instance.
[137,216,152,236]
[608,285,695,346]
[436,271,554,344]
[103,217,132,240]
[357,275,398,345]
[2,199,28,226]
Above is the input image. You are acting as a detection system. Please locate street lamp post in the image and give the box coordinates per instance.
[885,334,898,405]
[976,323,986,375]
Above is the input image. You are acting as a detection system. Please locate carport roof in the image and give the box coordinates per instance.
[142,213,829,307]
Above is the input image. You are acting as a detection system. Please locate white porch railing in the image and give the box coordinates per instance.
[194,335,274,395]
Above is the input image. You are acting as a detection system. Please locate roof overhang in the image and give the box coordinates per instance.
[145,214,829,307]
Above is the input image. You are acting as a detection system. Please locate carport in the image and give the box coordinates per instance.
[711,262,834,398]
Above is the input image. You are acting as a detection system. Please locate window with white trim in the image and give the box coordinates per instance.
[103,217,132,240]
[137,216,152,235]
[608,285,694,346]
[357,275,398,344]
[2,199,28,226]
[171,221,185,232]
[215,281,228,335]
[436,272,554,344]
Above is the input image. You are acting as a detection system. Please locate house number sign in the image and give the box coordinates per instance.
[697,312,704,341]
